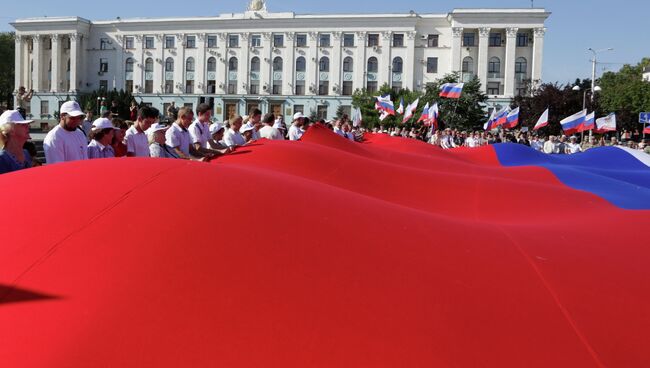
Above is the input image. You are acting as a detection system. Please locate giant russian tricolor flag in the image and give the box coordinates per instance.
[439,83,464,98]
[1,126,649,367]
[560,109,587,135]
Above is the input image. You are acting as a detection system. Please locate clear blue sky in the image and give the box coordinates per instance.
[2,0,647,84]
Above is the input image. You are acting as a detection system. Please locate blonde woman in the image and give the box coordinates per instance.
[0,110,33,174]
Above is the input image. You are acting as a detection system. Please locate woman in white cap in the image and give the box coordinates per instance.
[206,122,231,152]
[87,118,116,159]
[0,110,33,174]
[240,122,256,143]
[147,123,179,159]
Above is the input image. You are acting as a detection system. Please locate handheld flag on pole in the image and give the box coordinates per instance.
[504,107,520,129]
[376,95,395,115]
[579,112,595,132]
[533,108,549,131]
[417,103,430,123]
[428,103,439,131]
[439,83,464,99]
[351,107,362,127]
[396,97,404,115]
[492,106,510,129]
[560,109,587,135]
[402,98,420,124]
[595,113,617,134]
[484,108,497,131]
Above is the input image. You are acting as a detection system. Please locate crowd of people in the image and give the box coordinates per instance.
[1,99,649,175]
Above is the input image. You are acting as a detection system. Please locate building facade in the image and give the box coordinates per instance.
[12,1,550,122]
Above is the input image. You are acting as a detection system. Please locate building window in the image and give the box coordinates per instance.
[145,58,154,72]
[100,38,110,50]
[165,58,174,72]
[393,34,404,47]
[207,35,217,48]
[296,57,306,72]
[296,34,307,47]
[186,35,196,48]
[272,80,282,95]
[165,80,174,93]
[125,58,134,72]
[250,82,259,94]
[273,34,284,47]
[319,57,330,72]
[319,81,329,95]
[515,57,528,83]
[163,36,174,49]
[273,57,283,72]
[343,57,353,72]
[145,80,153,93]
[250,57,260,72]
[295,80,305,95]
[250,34,261,48]
[186,80,194,94]
[228,34,239,48]
[125,36,134,49]
[487,82,500,95]
[488,57,501,77]
[48,59,52,71]
[317,105,328,120]
[366,81,378,93]
[427,34,439,47]
[319,34,331,47]
[207,57,216,72]
[40,100,49,116]
[66,58,70,71]
[125,80,133,93]
[63,37,70,50]
[228,81,237,94]
[367,34,379,47]
[294,104,304,113]
[229,57,238,71]
[463,33,475,47]
[427,57,438,74]
[392,82,402,94]
[489,33,502,47]
[207,80,216,93]
[186,57,195,72]
[342,81,353,96]
[145,36,155,49]
[99,80,108,91]
[462,57,474,82]
[392,57,403,73]
[343,34,355,47]
[45,38,52,50]
[517,33,529,47]
[99,58,108,72]
[367,57,378,73]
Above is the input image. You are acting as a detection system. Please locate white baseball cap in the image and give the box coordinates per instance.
[60,101,85,117]
[92,118,113,131]
[209,122,225,136]
[293,112,304,120]
[240,122,255,134]
[145,123,170,137]
[0,110,34,125]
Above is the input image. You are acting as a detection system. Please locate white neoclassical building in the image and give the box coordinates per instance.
[12,1,550,122]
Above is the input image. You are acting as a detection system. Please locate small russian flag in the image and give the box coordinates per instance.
[439,83,464,99]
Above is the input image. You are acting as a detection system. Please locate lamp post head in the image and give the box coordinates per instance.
[572,85,581,91]
[594,86,602,92]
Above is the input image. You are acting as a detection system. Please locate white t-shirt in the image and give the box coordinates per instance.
[567,142,582,154]
[258,125,284,140]
[44,125,89,164]
[288,124,304,141]
[223,128,246,147]
[124,125,150,157]
[166,123,191,156]
[189,119,211,148]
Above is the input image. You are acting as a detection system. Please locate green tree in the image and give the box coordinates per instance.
[74,89,137,119]
[598,58,650,132]
[0,33,15,108]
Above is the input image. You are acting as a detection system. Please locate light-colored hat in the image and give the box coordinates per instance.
[240,122,255,134]
[0,110,33,125]
[145,123,169,137]
[293,112,304,120]
[273,120,285,131]
[209,122,225,136]
[92,118,113,131]
[59,101,85,117]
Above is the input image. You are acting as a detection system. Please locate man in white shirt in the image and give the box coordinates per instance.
[530,136,544,152]
[567,136,582,154]
[166,107,213,160]
[223,115,246,147]
[189,103,212,149]
[288,112,305,141]
[258,113,284,140]
[125,106,158,157]
[248,108,263,140]
[44,101,89,164]
[543,135,559,154]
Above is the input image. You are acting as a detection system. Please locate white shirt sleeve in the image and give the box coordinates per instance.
[189,123,201,144]
[125,130,137,154]
[223,131,235,147]
[44,131,65,164]
[166,128,181,148]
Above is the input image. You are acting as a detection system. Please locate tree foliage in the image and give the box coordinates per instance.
[598,58,650,132]
[75,89,137,119]
[0,32,15,108]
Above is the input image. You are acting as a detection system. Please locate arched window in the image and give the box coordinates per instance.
[273,57,283,72]
[185,57,195,72]
[145,58,154,72]
[207,57,216,72]
[488,57,501,75]
[367,57,378,73]
[343,57,353,73]
[462,57,474,74]
[250,57,260,72]
[392,57,403,73]
[165,57,174,72]
[295,56,306,72]
[125,58,134,72]
[515,57,527,74]
[229,57,238,72]
[319,57,330,72]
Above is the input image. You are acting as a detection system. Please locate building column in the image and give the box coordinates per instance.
[14,35,23,94]
[379,31,391,89]
[175,33,185,94]
[218,33,228,94]
[532,28,546,87]
[51,34,60,92]
[404,31,416,90]
[450,27,463,74]
[503,27,518,97]
[284,32,295,96]
[156,34,165,94]
[307,32,318,96]
[196,33,206,94]
[477,27,490,93]
[354,31,367,91]
[331,32,342,96]
[32,35,41,92]
[239,33,250,95]
[69,33,80,92]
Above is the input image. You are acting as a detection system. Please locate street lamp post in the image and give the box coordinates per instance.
[587,47,613,104]
[572,85,602,140]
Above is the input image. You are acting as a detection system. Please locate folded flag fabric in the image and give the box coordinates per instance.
[1,127,649,367]
[439,83,464,98]
[533,108,549,130]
